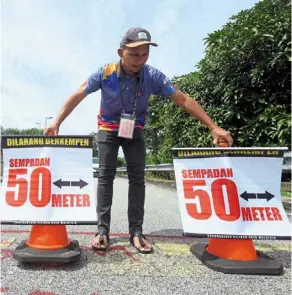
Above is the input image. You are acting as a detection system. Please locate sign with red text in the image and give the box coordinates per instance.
[0,135,97,224]
[172,147,291,240]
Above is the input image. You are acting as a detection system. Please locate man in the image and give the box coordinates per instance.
[44,27,233,254]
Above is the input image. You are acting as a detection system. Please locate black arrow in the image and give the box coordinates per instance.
[53,179,70,189]
[240,191,275,202]
[257,191,274,201]
[71,179,88,189]
[240,191,257,201]
[53,179,88,189]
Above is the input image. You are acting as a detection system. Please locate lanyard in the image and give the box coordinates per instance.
[119,77,140,116]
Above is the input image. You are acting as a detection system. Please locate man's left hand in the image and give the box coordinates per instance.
[210,126,233,147]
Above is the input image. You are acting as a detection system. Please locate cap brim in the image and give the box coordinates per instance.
[125,41,158,48]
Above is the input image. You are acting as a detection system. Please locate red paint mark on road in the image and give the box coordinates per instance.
[0,229,192,240]
[81,245,139,262]
[109,245,139,262]
[1,229,30,234]
[1,287,101,295]
[81,245,106,257]
[1,249,14,260]
[0,229,30,234]
[1,288,58,295]
[29,291,57,295]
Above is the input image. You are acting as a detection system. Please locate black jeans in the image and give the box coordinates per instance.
[97,128,146,235]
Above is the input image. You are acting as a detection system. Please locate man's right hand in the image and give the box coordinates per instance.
[43,122,59,135]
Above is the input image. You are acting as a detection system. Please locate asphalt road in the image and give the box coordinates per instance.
[1,177,291,295]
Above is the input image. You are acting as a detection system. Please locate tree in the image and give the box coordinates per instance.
[196,0,291,147]
[1,127,41,136]
[145,0,291,162]
[117,156,126,167]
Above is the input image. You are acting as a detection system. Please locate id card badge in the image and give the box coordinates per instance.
[118,114,135,139]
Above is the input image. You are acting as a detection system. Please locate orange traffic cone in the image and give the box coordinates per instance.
[190,140,283,275]
[207,238,258,261]
[26,225,70,250]
[14,225,81,263]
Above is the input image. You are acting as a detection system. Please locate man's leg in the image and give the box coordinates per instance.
[92,130,120,250]
[121,128,152,253]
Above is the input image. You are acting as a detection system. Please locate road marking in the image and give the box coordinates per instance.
[0,229,194,240]
[1,231,290,253]
[0,239,15,249]
[254,243,291,252]
[81,244,139,262]
[156,243,191,255]
[156,242,291,255]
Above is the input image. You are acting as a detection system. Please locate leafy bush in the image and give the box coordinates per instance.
[145,0,291,162]
[117,156,126,167]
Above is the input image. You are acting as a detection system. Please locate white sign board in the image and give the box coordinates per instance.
[0,136,97,224]
[172,147,291,240]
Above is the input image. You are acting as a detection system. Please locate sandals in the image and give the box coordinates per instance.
[92,228,110,251]
[129,232,154,254]
[92,230,153,254]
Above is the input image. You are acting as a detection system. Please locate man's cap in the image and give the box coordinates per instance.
[120,27,158,48]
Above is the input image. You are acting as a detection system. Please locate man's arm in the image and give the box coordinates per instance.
[151,67,233,146]
[169,89,233,146]
[55,67,103,127]
[169,89,216,131]
[44,68,103,135]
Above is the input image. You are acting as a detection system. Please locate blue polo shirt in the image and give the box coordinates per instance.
[80,61,176,131]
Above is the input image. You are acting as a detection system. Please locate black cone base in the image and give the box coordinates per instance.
[14,240,81,263]
[190,243,283,275]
